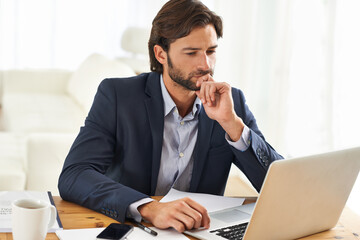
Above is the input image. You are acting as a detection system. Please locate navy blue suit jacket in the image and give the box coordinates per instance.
[58,72,283,222]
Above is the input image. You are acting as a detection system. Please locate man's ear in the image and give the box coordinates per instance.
[154,45,167,65]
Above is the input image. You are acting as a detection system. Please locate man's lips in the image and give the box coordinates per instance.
[193,75,204,78]
[192,74,210,79]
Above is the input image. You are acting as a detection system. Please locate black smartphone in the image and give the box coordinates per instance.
[97,223,134,240]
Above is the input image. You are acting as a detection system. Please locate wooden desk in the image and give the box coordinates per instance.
[1,196,359,240]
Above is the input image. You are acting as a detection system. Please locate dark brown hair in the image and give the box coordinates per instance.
[148,0,223,73]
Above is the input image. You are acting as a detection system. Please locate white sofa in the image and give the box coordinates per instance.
[117,27,151,74]
[1,53,135,133]
[25,133,76,195]
[0,133,26,190]
[0,132,76,195]
[0,53,136,193]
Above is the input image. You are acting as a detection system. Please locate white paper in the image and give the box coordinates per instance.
[56,226,189,240]
[56,228,104,240]
[160,188,245,213]
[0,191,62,232]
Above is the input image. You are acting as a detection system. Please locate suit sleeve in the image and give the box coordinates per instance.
[58,79,148,223]
[230,88,284,192]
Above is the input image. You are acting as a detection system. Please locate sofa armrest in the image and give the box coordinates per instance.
[26,133,76,195]
[1,69,73,95]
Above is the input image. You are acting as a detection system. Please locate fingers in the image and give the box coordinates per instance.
[140,197,210,233]
[196,75,218,107]
[196,78,232,107]
[197,82,222,106]
[201,83,212,105]
[169,218,187,232]
[170,197,209,231]
[175,198,207,230]
[183,197,210,229]
[196,74,214,88]
[172,210,197,231]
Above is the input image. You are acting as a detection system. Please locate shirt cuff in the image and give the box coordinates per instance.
[127,197,154,222]
[225,124,251,151]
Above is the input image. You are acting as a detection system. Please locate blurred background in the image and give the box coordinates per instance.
[0,0,359,213]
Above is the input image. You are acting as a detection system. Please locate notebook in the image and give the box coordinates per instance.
[186,146,360,240]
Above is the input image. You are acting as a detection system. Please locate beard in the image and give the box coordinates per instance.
[167,55,214,91]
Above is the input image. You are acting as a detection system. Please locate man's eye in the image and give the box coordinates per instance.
[207,50,216,55]
[186,52,196,56]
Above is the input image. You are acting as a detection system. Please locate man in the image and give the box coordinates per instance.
[58,0,283,233]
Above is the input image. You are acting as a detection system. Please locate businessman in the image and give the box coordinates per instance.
[58,0,283,233]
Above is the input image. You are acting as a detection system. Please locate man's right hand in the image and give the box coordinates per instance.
[137,197,210,232]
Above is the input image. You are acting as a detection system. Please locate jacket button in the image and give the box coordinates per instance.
[264,160,269,167]
[256,148,261,155]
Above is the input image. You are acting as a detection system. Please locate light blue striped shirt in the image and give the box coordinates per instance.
[155,76,203,196]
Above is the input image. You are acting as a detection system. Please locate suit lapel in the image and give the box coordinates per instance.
[189,108,214,192]
[143,72,215,194]
[144,73,164,195]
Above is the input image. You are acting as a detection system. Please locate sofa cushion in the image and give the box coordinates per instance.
[2,93,85,133]
[121,27,150,55]
[26,133,76,195]
[0,162,26,190]
[0,133,26,190]
[1,69,72,94]
[67,53,136,113]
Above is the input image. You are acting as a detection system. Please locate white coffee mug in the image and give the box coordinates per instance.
[11,199,57,240]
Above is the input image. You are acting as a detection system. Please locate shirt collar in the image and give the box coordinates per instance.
[160,75,202,117]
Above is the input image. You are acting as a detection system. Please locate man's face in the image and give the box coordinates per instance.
[164,24,218,91]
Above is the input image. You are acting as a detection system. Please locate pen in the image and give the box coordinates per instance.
[129,219,158,236]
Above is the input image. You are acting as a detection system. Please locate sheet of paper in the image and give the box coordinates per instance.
[56,226,189,240]
[129,227,189,240]
[160,188,245,213]
[56,228,104,240]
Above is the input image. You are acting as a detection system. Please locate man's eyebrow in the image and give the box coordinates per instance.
[209,45,218,49]
[182,45,218,51]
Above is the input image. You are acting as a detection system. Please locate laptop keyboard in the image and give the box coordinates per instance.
[209,222,248,240]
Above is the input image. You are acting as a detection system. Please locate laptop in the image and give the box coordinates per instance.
[186,146,360,240]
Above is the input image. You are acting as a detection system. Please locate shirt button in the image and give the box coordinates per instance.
[179,152,184,158]
[180,121,184,125]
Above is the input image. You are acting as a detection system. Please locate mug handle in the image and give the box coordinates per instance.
[47,205,57,230]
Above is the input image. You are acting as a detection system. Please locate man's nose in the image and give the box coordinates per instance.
[197,53,210,70]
